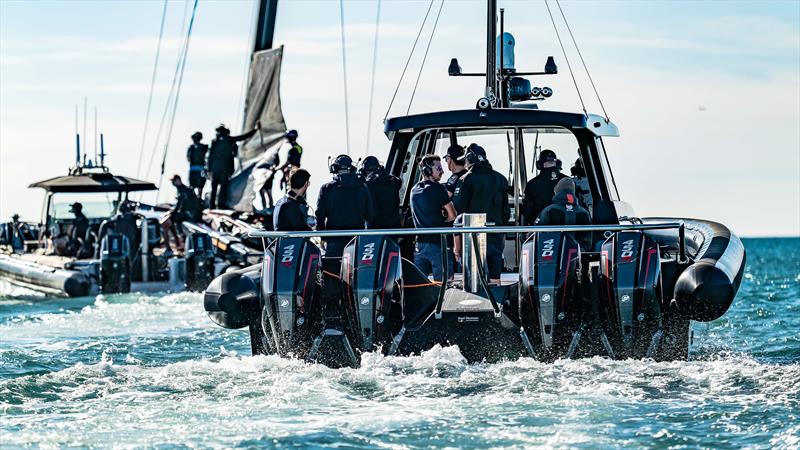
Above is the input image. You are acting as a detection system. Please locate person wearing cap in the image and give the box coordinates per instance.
[522,149,567,225]
[315,154,374,257]
[570,157,593,217]
[68,202,90,257]
[276,130,303,191]
[186,132,208,199]
[207,123,259,209]
[452,144,510,284]
[535,177,592,249]
[410,154,457,282]
[161,175,203,251]
[274,168,313,231]
[360,156,402,230]
[444,144,468,198]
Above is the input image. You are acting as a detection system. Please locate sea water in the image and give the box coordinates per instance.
[1,238,798,449]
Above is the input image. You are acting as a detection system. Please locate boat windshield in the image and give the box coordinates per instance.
[50,193,120,220]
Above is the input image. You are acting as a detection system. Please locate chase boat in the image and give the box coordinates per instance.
[202,1,746,365]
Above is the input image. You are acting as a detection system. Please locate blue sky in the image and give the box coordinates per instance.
[1,0,798,236]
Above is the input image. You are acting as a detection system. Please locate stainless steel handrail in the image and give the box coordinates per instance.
[248,222,683,239]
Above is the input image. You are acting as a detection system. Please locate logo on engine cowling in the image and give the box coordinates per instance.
[361,242,376,265]
[620,239,635,262]
[541,238,555,261]
[281,244,296,266]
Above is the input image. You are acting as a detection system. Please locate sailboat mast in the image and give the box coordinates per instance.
[254,0,279,52]
[485,0,497,104]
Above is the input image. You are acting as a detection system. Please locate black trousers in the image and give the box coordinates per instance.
[209,172,230,209]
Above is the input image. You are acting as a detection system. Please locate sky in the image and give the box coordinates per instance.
[1,0,798,237]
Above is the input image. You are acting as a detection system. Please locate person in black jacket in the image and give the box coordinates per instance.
[452,144,510,284]
[444,144,467,198]
[186,131,208,198]
[207,123,258,209]
[273,168,312,231]
[521,149,567,225]
[535,177,592,249]
[161,174,203,251]
[315,155,374,257]
[360,156,402,230]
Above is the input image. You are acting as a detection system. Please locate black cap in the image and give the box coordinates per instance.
[191,131,203,140]
[445,144,465,163]
[285,129,298,140]
[69,202,83,212]
[360,155,380,174]
[538,149,557,162]
[465,143,487,164]
[215,124,230,134]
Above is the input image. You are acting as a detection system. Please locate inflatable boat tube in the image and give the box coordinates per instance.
[0,254,92,297]
[643,218,746,322]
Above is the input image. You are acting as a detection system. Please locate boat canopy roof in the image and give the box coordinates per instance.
[384,108,618,140]
[29,172,157,193]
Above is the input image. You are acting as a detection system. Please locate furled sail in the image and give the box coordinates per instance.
[227,46,286,212]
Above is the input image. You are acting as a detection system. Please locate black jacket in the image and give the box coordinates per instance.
[208,129,256,175]
[364,170,402,229]
[452,162,510,226]
[273,192,311,231]
[187,143,208,167]
[70,212,89,242]
[316,173,374,230]
[522,168,567,225]
[535,190,591,248]
[174,185,202,221]
[445,168,467,195]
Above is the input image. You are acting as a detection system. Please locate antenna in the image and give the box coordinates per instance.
[83,97,88,163]
[485,0,497,103]
[100,133,106,168]
[94,106,98,165]
[74,105,80,168]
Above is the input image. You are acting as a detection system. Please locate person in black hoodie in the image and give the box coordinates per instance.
[186,132,208,198]
[360,156,401,230]
[273,168,312,231]
[535,177,592,249]
[316,155,374,257]
[521,149,567,225]
[452,144,510,284]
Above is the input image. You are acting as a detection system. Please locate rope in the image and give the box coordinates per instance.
[544,0,587,117]
[235,0,260,131]
[322,269,341,279]
[406,0,444,115]
[136,0,169,177]
[155,0,199,199]
[144,0,192,182]
[364,0,382,156]
[555,0,610,122]
[383,0,435,122]
[339,0,351,155]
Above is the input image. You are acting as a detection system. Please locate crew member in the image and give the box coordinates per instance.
[273,168,312,231]
[187,131,208,199]
[521,149,567,225]
[161,175,203,251]
[444,144,467,197]
[277,130,303,191]
[258,149,280,209]
[315,155,374,257]
[99,201,138,255]
[570,157,593,217]
[207,123,258,209]
[452,144,510,284]
[360,156,402,230]
[410,155,456,282]
[535,177,592,249]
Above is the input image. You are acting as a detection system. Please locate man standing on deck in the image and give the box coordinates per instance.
[315,155,373,258]
[410,155,457,282]
[186,132,208,200]
[207,123,258,209]
[452,144,510,285]
[276,130,303,191]
[521,149,567,225]
[444,144,468,198]
[273,169,313,231]
[360,156,402,230]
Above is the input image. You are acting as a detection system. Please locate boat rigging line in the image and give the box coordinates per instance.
[364,0,382,155]
[383,0,435,122]
[235,0,260,131]
[555,0,610,122]
[156,0,199,201]
[406,0,445,115]
[136,0,169,177]
[544,0,587,118]
[339,0,351,155]
[143,0,192,183]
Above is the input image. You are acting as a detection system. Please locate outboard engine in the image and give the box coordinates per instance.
[99,233,131,294]
[261,237,322,356]
[204,264,265,354]
[519,231,582,361]
[341,235,402,354]
[599,231,664,359]
[185,232,215,291]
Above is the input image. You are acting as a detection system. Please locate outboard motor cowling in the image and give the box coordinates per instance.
[341,236,402,353]
[600,231,664,359]
[99,233,131,294]
[185,232,215,291]
[518,232,582,361]
[204,264,261,329]
[261,237,322,356]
